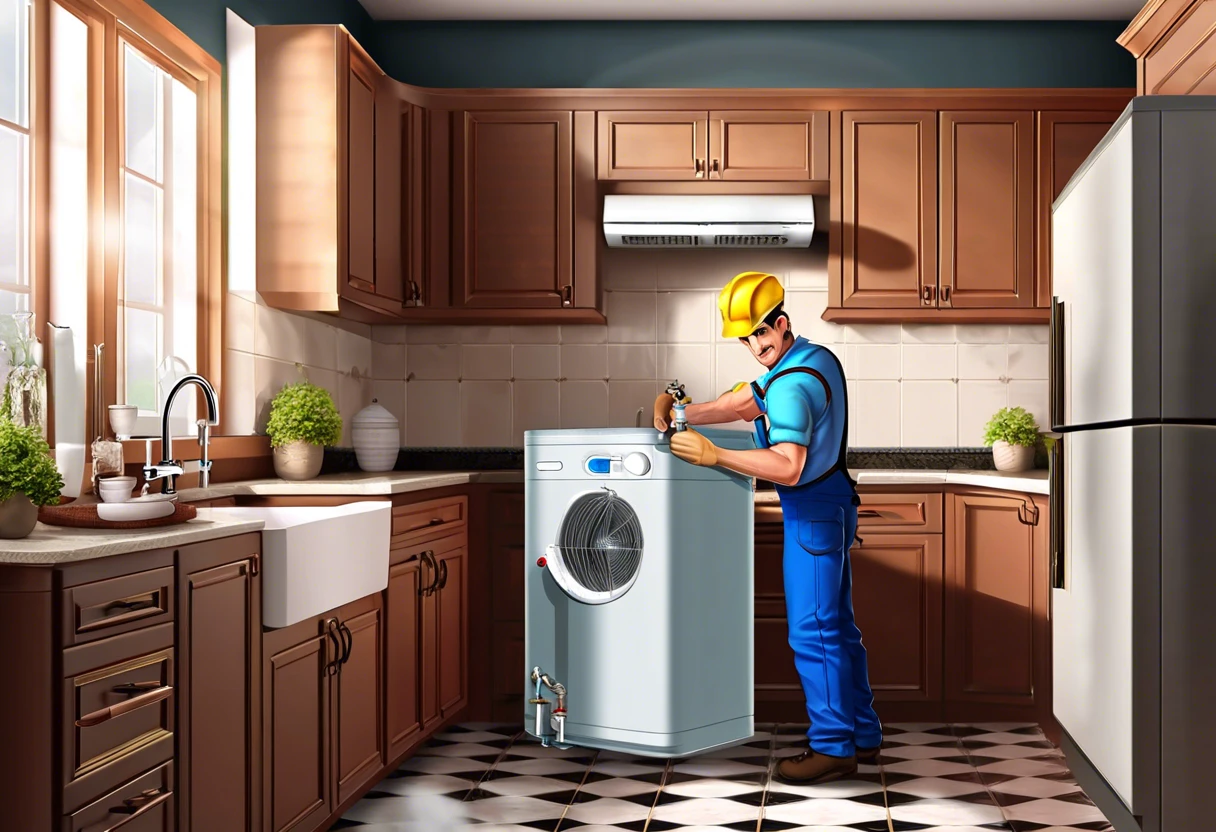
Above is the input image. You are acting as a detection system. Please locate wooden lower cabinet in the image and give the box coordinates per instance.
[754,511,945,722]
[178,539,261,832]
[751,487,1050,727]
[385,551,423,759]
[945,491,1052,727]
[436,544,467,717]
[851,534,945,719]
[334,596,385,806]
[262,615,333,832]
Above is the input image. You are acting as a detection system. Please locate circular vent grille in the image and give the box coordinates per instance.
[547,487,644,604]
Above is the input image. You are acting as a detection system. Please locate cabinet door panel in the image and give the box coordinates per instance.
[373,71,403,303]
[1036,112,1119,307]
[941,111,1035,308]
[346,54,376,294]
[263,623,330,832]
[386,557,422,759]
[336,605,384,805]
[438,547,467,717]
[850,534,944,704]
[597,111,706,180]
[709,111,828,180]
[841,112,937,308]
[946,493,1047,706]
[181,557,258,832]
[420,585,440,731]
[454,111,571,308]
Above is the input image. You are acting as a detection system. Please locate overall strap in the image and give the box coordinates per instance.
[752,351,854,490]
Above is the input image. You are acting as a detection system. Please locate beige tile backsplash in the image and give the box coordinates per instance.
[229,245,1050,449]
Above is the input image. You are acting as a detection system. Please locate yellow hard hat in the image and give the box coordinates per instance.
[718,272,784,338]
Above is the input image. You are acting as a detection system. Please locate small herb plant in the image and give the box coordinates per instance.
[982,406,1040,448]
[0,418,65,506]
[265,382,342,449]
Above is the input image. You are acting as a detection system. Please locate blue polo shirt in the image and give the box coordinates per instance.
[750,336,848,488]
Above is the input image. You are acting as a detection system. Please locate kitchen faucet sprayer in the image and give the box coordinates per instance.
[143,374,219,494]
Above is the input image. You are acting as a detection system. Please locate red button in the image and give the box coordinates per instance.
[537,557,547,567]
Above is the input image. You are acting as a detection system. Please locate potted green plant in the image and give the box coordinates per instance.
[265,381,342,480]
[982,406,1040,472]
[0,418,65,538]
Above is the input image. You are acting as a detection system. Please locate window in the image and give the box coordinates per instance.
[0,0,31,316]
[118,39,198,435]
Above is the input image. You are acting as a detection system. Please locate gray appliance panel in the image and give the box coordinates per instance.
[1160,425,1216,831]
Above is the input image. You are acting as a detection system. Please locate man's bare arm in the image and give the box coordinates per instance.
[713,442,807,486]
[681,385,761,426]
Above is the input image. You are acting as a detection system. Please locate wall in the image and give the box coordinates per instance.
[141,0,372,65]
[223,296,373,447]
[371,20,1135,88]
[367,242,1048,449]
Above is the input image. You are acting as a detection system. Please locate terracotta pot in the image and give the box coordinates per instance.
[0,493,39,539]
[273,441,324,481]
[992,440,1035,472]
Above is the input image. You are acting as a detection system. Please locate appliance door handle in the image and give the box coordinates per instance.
[1050,436,1065,590]
[1050,297,1064,430]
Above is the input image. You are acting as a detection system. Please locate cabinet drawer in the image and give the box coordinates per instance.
[392,496,467,541]
[62,567,174,646]
[65,760,173,832]
[63,640,174,808]
[857,492,943,533]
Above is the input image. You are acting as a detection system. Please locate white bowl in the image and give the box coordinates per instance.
[98,476,136,503]
[108,405,138,440]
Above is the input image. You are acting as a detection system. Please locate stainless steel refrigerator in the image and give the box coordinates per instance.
[1050,96,1216,832]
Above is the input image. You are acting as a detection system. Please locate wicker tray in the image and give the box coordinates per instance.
[38,499,197,530]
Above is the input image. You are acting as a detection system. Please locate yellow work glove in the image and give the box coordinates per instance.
[653,393,675,431]
[670,428,719,467]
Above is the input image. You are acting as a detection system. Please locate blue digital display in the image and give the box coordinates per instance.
[586,457,611,474]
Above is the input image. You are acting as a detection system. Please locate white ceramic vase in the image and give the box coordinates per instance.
[992,440,1035,472]
[351,400,400,473]
[273,441,324,480]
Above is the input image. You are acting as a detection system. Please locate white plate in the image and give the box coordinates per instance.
[97,500,176,523]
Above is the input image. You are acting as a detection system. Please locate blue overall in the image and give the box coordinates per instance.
[750,336,883,758]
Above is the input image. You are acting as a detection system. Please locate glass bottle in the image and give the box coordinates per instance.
[3,312,48,437]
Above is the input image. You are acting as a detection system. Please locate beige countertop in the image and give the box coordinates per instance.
[0,467,1047,566]
[0,514,265,565]
[175,469,524,502]
[753,468,1049,503]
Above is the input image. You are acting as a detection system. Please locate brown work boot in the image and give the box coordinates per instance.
[856,745,880,763]
[776,749,858,784]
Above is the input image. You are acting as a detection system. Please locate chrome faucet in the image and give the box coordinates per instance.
[142,374,219,494]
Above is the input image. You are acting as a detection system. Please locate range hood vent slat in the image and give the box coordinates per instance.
[603,194,815,249]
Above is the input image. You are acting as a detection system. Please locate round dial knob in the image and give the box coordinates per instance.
[623,452,651,476]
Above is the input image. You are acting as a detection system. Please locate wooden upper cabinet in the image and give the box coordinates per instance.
[840,111,938,309]
[598,111,706,180]
[454,110,595,310]
[597,110,828,181]
[1121,0,1216,94]
[708,111,829,180]
[255,27,402,321]
[940,111,1035,309]
[346,49,377,296]
[1036,112,1119,307]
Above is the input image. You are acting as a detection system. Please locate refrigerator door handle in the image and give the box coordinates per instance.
[1050,297,1064,431]
[1049,435,1065,591]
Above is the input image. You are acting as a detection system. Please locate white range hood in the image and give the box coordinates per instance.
[602,194,815,249]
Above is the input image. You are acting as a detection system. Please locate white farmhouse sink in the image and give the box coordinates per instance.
[201,502,392,628]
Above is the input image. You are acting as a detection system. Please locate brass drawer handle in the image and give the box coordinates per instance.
[76,685,173,727]
[97,787,171,831]
[428,517,444,526]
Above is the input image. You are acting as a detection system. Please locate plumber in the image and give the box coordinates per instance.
[653,271,882,785]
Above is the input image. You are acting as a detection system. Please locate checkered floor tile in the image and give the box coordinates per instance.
[331,722,1114,832]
